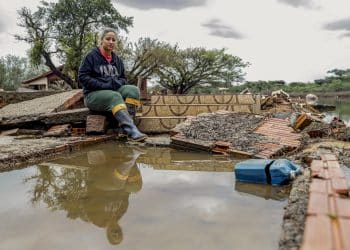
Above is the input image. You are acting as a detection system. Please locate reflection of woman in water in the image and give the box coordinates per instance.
[26,146,144,245]
[85,148,143,245]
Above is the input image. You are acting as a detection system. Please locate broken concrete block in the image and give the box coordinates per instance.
[86,115,107,134]
[55,90,84,112]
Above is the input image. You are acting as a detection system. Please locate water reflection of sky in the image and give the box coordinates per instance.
[0,144,289,250]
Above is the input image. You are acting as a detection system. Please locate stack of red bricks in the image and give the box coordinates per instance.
[301,153,350,250]
[254,118,303,158]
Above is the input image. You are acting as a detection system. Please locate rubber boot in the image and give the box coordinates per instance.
[114,109,147,142]
[126,103,137,120]
[117,127,128,140]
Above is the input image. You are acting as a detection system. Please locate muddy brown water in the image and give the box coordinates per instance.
[0,142,290,250]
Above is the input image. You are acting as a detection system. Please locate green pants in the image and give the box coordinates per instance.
[85,85,140,115]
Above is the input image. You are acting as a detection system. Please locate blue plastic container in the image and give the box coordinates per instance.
[269,159,302,185]
[234,159,301,185]
[235,159,274,184]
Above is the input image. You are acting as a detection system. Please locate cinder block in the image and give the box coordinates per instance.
[86,115,107,134]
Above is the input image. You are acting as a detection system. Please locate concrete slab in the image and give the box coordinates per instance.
[0,90,82,119]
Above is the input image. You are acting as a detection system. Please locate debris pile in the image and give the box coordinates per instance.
[181,112,265,150]
[171,111,304,157]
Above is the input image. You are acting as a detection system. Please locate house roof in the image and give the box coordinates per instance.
[22,65,64,84]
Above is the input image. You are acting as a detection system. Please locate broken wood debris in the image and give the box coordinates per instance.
[44,124,72,137]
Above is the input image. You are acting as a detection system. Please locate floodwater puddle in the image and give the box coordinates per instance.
[0,142,290,250]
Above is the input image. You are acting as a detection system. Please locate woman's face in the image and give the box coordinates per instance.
[101,32,116,53]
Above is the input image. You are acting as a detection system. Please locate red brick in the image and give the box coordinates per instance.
[329,196,337,217]
[339,219,350,250]
[316,168,330,180]
[331,217,343,250]
[215,141,231,147]
[331,178,350,195]
[47,124,72,136]
[307,192,330,215]
[310,179,332,195]
[311,160,324,175]
[71,127,86,135]
[301,215,333,250]
[334,197,350,219]
[328,168,346,179]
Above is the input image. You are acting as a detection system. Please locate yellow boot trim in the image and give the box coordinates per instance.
[125,98,140,107]
[127,174,141,183]
[112,104,127,115]
[113,169,129,181]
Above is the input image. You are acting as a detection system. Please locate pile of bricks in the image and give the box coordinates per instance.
[301,153,350,250]
[254,118,303,158]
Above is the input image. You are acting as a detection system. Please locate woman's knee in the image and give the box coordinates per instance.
[86,90,124,111]
[120,85,140,100]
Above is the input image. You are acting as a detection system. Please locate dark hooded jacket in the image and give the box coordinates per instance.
[78,47,127,95]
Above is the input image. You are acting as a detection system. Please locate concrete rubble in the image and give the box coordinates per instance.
[0,89,346,167]
[0,90,349,250]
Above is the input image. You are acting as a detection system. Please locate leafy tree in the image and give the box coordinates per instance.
[0,54,49,91]
[156,47,248,94]
[117,37,175,85]
[0,55,27,90]
[327,68,350,80]
[16,0,133,88]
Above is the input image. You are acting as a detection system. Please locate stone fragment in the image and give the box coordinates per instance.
[86,115,107,134]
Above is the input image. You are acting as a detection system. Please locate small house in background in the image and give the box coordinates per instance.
[22,65,64,91]
[16,87,38,92]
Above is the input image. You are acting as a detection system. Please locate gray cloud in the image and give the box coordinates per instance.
[0,9,12,34]
[340,32,350,39]
[324,18,350,32]
[0,23,4,33]
[202,19,244,39]
[277,0,318,9]
[0,15,6,33]
[115,0,207,10]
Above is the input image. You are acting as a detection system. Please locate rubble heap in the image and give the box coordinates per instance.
[179,112,268,153]
[171,111,304,157]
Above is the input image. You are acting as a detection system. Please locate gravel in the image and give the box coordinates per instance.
[179,111,275,154]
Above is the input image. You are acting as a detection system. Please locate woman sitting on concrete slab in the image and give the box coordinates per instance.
[78,28,146,142]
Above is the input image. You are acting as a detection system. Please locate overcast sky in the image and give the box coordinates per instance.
[0,0,349,82]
